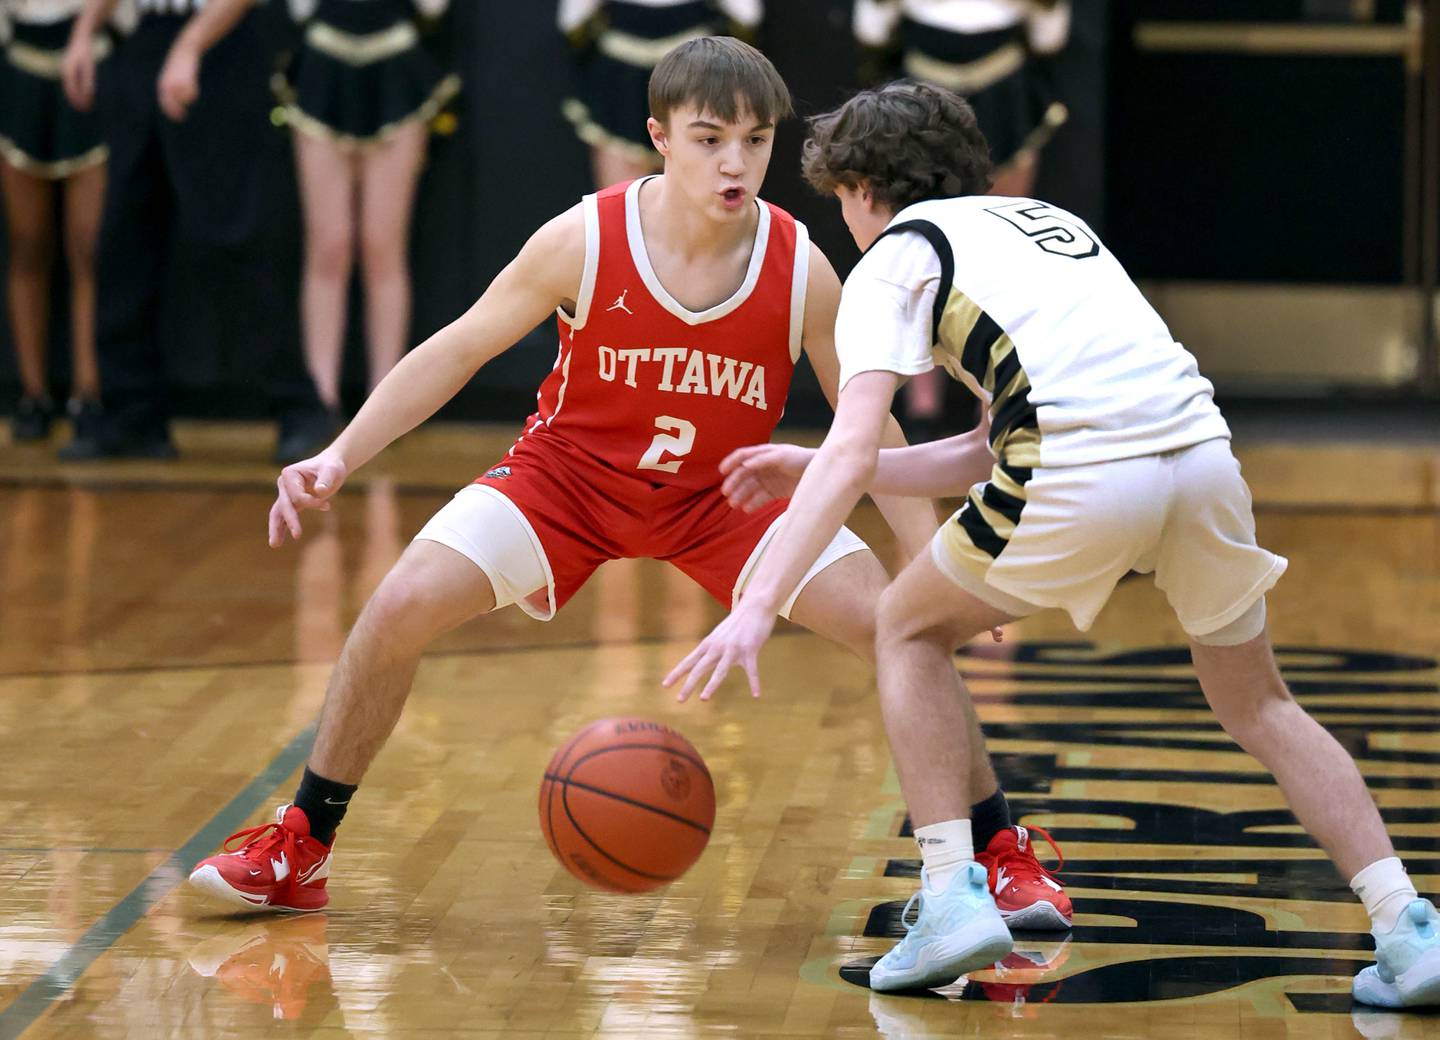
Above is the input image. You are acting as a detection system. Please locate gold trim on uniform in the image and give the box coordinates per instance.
[561,98,664,167]
[304,20,419,67]
[902,42,1025,95]
[987,342,1042,468]
[940,503,1001,575]
[0,135,107,178]
[936,287,984,366]
[597,26,708,68]
[993,424,1041,467]
[6,34,111,79]
[938,459,1034,580]
[280,72,461,151]
[933,285,1043,468]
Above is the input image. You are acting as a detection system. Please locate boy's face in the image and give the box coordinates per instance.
[835,184,892,251]
[647,102,774,223]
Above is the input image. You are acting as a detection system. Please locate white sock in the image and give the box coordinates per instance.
[915,819,974,895]
[1351,856,1419,934]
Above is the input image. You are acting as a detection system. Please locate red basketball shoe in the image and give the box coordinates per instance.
[189,804,333,911]
[977,825,1072,930]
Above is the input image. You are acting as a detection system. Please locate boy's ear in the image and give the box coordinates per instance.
[647,116,669,157]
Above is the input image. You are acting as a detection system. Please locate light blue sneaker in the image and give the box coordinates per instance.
[1353,898,1440,1008]
[869,863,1013,993]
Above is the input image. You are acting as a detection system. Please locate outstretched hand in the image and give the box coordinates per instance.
[663,606,777,702]
[268,453,347,547]
[719,443,815,512]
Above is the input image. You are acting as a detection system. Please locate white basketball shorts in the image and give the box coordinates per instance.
[931,437,1287,639]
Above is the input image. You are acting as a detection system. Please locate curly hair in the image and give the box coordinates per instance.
[801,82,992,208]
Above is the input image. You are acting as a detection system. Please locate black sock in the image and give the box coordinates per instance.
[970,787,1012,853]
[293,767,357,845]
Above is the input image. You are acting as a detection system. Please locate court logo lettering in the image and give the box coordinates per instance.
[843,643,1440,1016]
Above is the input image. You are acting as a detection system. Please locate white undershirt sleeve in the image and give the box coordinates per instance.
[835,231,944,393]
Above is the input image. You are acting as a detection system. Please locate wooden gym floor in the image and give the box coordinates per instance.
[0,421,1436,1039]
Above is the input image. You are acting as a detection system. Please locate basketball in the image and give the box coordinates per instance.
[539,717,716,893]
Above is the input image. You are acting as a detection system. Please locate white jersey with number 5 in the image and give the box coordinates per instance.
[835,195,1230,468]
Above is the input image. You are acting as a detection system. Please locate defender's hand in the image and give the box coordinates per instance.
[157,43,201,121]
[719,443,815,512]
[269,453,347,547]
[663,605,777,702]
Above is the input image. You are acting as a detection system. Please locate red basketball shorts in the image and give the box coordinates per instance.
[413,432,868,620]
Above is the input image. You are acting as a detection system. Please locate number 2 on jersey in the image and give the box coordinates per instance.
[638,416,696,474]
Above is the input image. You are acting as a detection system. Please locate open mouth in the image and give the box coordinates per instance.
[720,186,746,207]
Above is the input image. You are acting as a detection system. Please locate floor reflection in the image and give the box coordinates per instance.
[187,914,340,1025]
[975,936,1073,1015]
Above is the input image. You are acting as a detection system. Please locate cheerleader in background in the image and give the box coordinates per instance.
[156,0,459,426]
[0,0,126,444]
[853,0,1070,442]
[558,0,762,189]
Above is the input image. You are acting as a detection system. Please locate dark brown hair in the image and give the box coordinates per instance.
[801,81,992,207]
[648,36,793,127]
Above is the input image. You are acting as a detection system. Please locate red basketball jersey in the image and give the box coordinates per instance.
[509,177,809,491]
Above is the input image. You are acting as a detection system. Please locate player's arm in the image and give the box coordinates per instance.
[665,369,900,700]
[799,243,938,562]
[157,0,257,120]
[268,205,585,546]
[871,424,995,497]
[723,421,996,505]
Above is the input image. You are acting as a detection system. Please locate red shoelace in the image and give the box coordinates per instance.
[983,825,1066,891]
[222,817,300,867]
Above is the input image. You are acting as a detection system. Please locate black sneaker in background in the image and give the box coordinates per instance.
[273,406,342,466]
[66,398,104,444]
[12,395,55,441]
[59,417,177,461]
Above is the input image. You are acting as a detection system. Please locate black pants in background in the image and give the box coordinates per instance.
[96,12,317,436]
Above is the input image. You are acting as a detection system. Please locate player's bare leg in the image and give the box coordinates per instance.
[872,552,1013,828]
[784,548,887,664]
[309,538,496,781]
[865,550,1020,990]
[1191,627,1440,1006]
[788,548,1006,801]
[189,539,499,910]
[357,120,426,394]
[1190,628,1392,878]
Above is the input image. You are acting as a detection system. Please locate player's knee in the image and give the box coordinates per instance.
[1205,674,1296,751]
[875,582,925,650]
[842,607,878,666]
[358,572,445,650]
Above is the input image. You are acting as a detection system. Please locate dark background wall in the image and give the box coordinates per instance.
[1104,0,1409,285]
[2,0,1414,423]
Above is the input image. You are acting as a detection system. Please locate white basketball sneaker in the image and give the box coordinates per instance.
[869,862,1014,993]
[1353,898,1440,1008]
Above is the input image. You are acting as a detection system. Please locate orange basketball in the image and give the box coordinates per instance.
[539,717,716,893]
